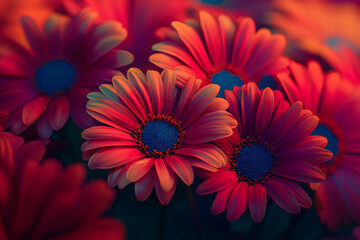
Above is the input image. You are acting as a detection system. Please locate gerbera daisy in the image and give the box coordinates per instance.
[0,134,126,240]
[82,68,237,204]
[268,0,360,61]
[196,83,331,222]
[278,60,360,230]
[0,9,133,138]
[59,0,188,71]
[150,10,288,93]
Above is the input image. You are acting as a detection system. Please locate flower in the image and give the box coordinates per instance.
[196,83,331,222]
[278,60,360,230]
[150,10,288,93]
[82,68,237,204]
[0,134,126,240]
[0,9,133,138]
[60,0,188,71]
[268,0,360,61]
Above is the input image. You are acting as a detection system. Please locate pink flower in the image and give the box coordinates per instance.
[0,133,126,240]
[82,68,237,204]
[150,11,288,90]
[0,9,133,138]
[278,60,360,230]
[197,83,331,222]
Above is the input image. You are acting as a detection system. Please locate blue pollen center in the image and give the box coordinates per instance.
[36,60,76,94]
[235,144,275,181]
[141,120,179,153]
[211,71,243,98]
[312,124,339,157]
[258,75,278,90]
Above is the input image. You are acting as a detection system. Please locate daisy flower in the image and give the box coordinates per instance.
[81,68,237,204]
[268,0,360,61]
[60,0,188,71]
[150,10,288,93]
[278,60,360,230]
[196,83,331,222]
[0,134,126,240]
[0,9,133,139]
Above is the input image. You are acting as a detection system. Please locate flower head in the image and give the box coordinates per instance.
[60,0,188,71]
[0,133,126,240]
[278,60,360,230]
[196,83,331,222]
[150,10,288,93]
[82,68,237,204]
[0,9,133,138]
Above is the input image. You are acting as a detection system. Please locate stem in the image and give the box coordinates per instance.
[186,187,204,240]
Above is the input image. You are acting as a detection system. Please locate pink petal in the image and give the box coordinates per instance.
[276,160,325,183]
[125,158,155,182]
[199,11,222,67]
[255,88,274,136]
[166,155,194,186]
[226,182,248,221]
[176,144,227,168]
[147,71,164,114]
[197,169,237,195]
[37,113,53,139]
[81,126,134,141]
[181,84,220,128]
[155,175,177,205]
[248,184,267,222]
[155,158,175,192]
[266,178,300,214]
[211,184,236,215]
[135,168,155,202]
[22,95,51,126]
[88,147,144,169]
[47,96,70,131]
[171,21,212,72]
[112,75,147,120]
[161,69,178,114]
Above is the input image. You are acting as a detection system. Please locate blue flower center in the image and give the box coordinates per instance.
[312,124,338,157]
[234,143,275,182]
[141,120,180,153]
[258,75,277,90]
[36,60,76,94]
[211,70,243,98]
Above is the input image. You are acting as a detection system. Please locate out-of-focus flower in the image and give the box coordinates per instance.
[278,60,360,230]
[0,9,133,138]
[197,83,331,222]
[268,0,360,61]
[0,134,126,240]
[60,0,188,71]
[150,11,288,95]
[325,45,360,84]
[354,227,360,240]
[82,68,237,204]
[0,0,54,45]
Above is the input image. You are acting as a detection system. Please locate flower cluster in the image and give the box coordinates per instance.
[0,0,359,239]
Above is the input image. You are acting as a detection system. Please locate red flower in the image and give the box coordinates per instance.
[150,11,288,90]
[0,133,126,240]
[197,83,331,222]
[278,60,360,230]
[0,9,133,138]
[82,68,237,204]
